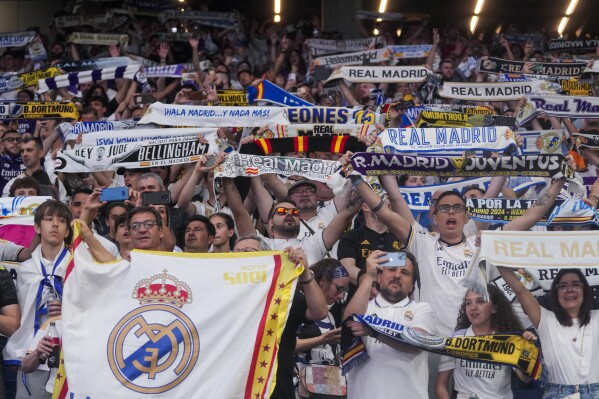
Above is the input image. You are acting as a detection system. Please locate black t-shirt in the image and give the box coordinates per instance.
[270,289,308,399]
[0,267,18,309]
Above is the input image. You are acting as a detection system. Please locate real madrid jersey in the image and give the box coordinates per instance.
[407,224,477,336]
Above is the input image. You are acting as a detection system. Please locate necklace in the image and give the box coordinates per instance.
[568,320,582,342]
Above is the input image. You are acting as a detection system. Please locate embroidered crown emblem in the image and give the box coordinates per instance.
[133,269,193,308]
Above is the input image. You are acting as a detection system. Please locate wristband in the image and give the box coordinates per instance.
[300,270,315,285]
[371,198,385,213]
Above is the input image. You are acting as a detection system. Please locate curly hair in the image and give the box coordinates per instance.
[455,285,522,332]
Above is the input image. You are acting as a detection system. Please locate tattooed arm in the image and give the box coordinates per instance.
[503,178,566,231]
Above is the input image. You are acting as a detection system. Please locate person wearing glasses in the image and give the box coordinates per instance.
[497,267,599,399]
[125,206,166,253]
[350,172,566,397]
[295,260,349,370]
[0,130,24,196]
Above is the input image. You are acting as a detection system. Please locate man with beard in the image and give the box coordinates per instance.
[344,250,434,399]
[0,130,24,195]
[183,215,215,253]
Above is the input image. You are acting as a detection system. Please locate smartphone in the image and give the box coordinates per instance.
[288,72,296,81]
[134,94,154,105]
[142,191,171,206]
[100,187,129,202]
[381,252,407,267]
[187,91,207,101]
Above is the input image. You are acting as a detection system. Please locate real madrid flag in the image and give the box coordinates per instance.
[61,238,301,398]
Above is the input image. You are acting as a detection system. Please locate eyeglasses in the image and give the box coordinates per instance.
[129,220,159,231]
[2,137,22,144]
[290,188,316,196]
[437,204,466,213]
[557,282,583,292]
[332,282,347,294]
[274,207,300,217]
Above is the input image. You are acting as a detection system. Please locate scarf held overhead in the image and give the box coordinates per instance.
[0,102,78,120]
[326,66,428,83]
[37,65,141,93]
[438,80,556,101]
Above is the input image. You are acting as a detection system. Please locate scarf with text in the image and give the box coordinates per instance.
[342,314,542,379]
[157,10,236,29]
[54,135,217,174]
[478,57,586,76]
[54,12,113,28]
[247,80,313,107]
[401,104,496,127]
[305,37,384,57]
[518,130,565,155]
[66,32,129,46]
[387,45,432,60]
[255,123,376,139]
[416,111,516,128]
[499,74,595,96]
[438,80,556,101]
[0,67,60,94]
[240,135,365,155]
[314,48,391,67]
[37,65,140,93]
[548,39,599,52]
[216,90,248,106]
[343,152,568,179]
[80,127,215,147]
[516,95,599,125]
[378,126,516,154]
[56,57,135,72]
[0,31,36,47]
[157,32,194,42]
[145,64,186,78]
[0,102,78,120]
[326,65,428,84]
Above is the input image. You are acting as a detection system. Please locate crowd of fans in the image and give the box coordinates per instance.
[0,1,598,399]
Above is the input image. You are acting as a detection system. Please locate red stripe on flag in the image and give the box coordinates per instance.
[64,234,82,282]
[244,255,282,398]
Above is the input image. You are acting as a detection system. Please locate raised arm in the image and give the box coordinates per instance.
[497,266,540,327]
[321,192,363,250]
[380,175,415,223]
[287,247,328,321]
[503,178,565,231]
[222,177,255,237]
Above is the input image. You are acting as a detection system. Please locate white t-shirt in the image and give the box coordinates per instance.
[0,238,23,261]
[538,307,599,385]
[407,223,477,336]
[439,326,513,399]
[297,201,339,257]
[261,230,327,267]
[347,295,435,399]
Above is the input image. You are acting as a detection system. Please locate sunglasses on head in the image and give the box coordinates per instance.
[274,207,300,217]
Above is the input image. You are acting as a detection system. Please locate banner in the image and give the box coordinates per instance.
[256,123,376,139]
[81,127,215,146]
[344,153,567,178]
[54,136,217,173]
[305,37,384,57]
[346,314,542,379]
[38,65,141,93]
[438,81,555,101]
[0,196,52,226]
[560,79,594,96]
[215,153,338,183]
[400,177,546,211]
[217,90,249,106]
[416,111,514,128]
[139,103,383,127]
[0,31,36,47]
[387,45,432,59]
[479,230,599,268]
[314,48,391,67]
[0,67,60,94]
[157,10,236,29]
[517,95,599,125]
[62,243,300,398]
[478,57,586,76]
[240,136,364,156]
[247,80,313,107]
[145,64,186,78]
[379,126,516,154]
[54,12,112,28]
[466,198,598,226]
[56,57,136,73]
[548,39,599,52]
[157,32,194,42]
[67,32,129,46]
[326,66,428,83]
[0,102,78,120]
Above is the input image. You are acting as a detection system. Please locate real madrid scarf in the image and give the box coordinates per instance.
[145,64,186,78]
[214,152,338,183]
[0,196,52,225]
[0,31,36,47]
[343,152,568,178]
[548,39,599,52]
[314,48,391,67]
[416,111,516,128]
[478,57,586,76]
[326,66,428,84]
[79,127,215,147]
[254,123,376,139]
[401,177,547,211]
[305,37,384,57]
[157,10,236,29]
[341,314,542,379]
[0,68,60,94]
[438,80,554,101]
[0,102,78,120]
[378,126,517,154]
[514,130,565,155]
[54,136,217,174]
[56,57,135,72]
[466,198,599,226]
[516,95,599,125]
[66,32,129,46]
[240,135,365,155]
[387,45,432,60]
[573,132,599,150]
[247,80,313,107]
[54,12,113,28]
[37,65,140,93]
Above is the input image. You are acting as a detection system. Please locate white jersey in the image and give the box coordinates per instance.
[407,223,477,336]
[439,326,513,399]
[347,295,435,399]
[261,230,327,267]
[297,201,339,258]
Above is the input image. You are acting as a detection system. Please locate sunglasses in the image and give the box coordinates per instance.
[274,207,300,217]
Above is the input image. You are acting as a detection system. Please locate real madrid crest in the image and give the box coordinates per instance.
[107,270,199,394]
[404,311,414,321]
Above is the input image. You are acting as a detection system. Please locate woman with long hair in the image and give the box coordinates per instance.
[436,285,531,399]
[209,212,236,253]
[498,267,599,399]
